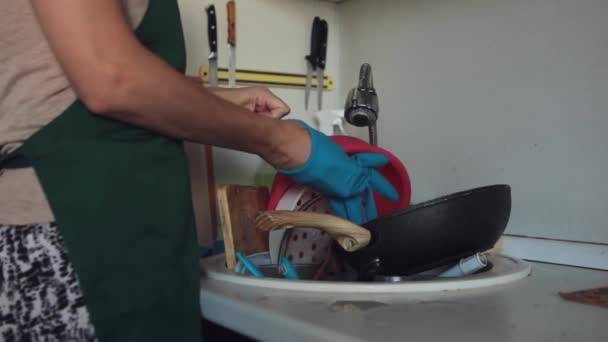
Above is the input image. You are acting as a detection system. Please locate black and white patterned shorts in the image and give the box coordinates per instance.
[0,223,97,342]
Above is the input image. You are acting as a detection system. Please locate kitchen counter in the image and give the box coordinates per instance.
[199,262,607,342]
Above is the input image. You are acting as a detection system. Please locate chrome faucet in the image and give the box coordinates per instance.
[344,63,379,145]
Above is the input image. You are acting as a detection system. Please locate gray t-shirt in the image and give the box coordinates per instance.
[0,0,150,224]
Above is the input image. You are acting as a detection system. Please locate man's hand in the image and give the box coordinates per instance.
[211,87,290,119]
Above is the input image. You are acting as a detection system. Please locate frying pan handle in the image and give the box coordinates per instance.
[255,211,370,252]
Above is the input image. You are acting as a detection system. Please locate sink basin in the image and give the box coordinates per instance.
[200,253,531,294]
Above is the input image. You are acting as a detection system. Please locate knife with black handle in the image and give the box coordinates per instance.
[305,17,322,111]
[317,19,329,111]
[206,5,219,87]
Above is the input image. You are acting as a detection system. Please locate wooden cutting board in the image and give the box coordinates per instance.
[217,185,270,270]
[560,287,608,308]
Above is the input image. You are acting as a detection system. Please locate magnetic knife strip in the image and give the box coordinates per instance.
[199,66,335,90]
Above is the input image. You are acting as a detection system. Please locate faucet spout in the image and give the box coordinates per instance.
[358,63,374,91]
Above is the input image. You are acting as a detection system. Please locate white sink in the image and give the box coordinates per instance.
[200,253,531,294]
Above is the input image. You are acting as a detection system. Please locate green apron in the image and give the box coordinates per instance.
[0,1,200,340]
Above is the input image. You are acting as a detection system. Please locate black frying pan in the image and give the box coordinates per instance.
[347,184,511,279]
[256,184,511,280]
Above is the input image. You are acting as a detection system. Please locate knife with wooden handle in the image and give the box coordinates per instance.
[227,0,237,88]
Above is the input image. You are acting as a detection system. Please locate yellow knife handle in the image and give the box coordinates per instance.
[227,0,236,46]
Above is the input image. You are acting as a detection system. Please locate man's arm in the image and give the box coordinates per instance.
[30,0,308,169]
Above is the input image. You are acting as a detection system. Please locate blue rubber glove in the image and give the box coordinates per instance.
[278,121,399,224]
[329,153,397,224]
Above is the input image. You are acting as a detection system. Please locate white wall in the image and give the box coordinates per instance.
[338,0,608,244]
[177,0,340,244]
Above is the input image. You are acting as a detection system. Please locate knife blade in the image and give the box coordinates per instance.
[305,17,321,111]
[206,5,218,87]
[317,19,328,111]
[227,0,237,88]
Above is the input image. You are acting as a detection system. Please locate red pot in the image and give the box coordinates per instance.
[268,135,411,216]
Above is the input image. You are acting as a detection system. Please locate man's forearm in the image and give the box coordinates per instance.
[96,47,308,168]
